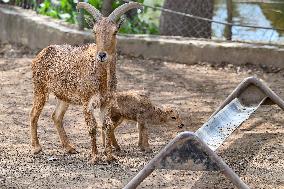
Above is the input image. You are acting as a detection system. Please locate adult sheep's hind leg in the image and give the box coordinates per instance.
[30,91,47,154]
[52,99,77,154]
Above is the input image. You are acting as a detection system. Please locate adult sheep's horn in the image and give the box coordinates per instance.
[77,2,102,21]
[108,2,143,23]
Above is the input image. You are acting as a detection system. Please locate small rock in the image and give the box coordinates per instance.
[47,157,59,162]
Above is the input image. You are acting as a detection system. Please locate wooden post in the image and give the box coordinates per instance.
[101,0,114,17]
[77,0,85,31]
[225,0,233,40]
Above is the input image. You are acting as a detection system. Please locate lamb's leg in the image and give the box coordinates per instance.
[137,121,151,153]
[30,92,47,154]
[82,101,99,163]
[102,126,121,151]
[52,99,77,154]
[137,122,143,148]
[110,127,121,151]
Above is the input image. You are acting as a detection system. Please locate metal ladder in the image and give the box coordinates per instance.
[124,77,284,189]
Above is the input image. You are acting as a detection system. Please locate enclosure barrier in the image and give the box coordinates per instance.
[124,77,284,189]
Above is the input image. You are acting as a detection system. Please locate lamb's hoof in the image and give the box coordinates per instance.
[140,147,152,153]
[65,145,78,154]
[31,145,42,155]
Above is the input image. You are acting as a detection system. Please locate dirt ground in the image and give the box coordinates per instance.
[0,42,283,189]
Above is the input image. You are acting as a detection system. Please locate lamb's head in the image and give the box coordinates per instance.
[77,2,143,62]
[163,106,184,129]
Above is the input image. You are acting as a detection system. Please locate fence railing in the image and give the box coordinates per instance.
[1,0,43,10]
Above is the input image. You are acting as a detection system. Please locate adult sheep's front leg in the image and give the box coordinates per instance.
[82,101,99,164]
[101,104,116,162]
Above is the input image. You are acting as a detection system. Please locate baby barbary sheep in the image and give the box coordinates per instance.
[100,91,184,152]
[30,2,143,163]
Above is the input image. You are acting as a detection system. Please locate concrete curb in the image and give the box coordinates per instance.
[1,5,284,68]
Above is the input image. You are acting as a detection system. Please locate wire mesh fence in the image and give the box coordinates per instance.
[159,0,214,38]
[1,0,284,45]
[125,0,284,44]
[137,0,284,44]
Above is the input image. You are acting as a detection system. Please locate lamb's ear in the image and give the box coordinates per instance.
[168,108,175,113]
[162,105,172,112]
[167,106,177,114]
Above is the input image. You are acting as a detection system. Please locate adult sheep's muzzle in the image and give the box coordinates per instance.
[97,52,107,62]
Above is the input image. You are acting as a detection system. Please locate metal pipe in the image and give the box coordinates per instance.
[123,161,155,189]
[124,133,190,189]
[195,134,251,189]
[210,77,284,119]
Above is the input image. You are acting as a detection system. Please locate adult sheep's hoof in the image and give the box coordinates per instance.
[106,155,117,163]
[114,146,121,152]
[31,145,42,155]
[88,156,99,164]
[65,144,78,154]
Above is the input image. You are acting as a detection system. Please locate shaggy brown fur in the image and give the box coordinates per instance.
[99,91,184,152]
[30,2,143,163]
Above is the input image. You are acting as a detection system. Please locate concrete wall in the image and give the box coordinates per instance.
[0,5,93,49]
[1,5,284,68]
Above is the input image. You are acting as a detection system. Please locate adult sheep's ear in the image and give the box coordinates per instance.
[108,2,143,23]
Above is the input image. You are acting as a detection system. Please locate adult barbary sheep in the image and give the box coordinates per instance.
[100,90,184,152]
[30,2,143,163]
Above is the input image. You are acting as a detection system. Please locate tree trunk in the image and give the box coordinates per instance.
[77,0,85,30]
[160,0,214,38]
[225,0,233,40]
[102,0,137,20]
[102,0,114,16]
[33,0,44,11]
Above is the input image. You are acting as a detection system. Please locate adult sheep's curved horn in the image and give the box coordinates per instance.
[108,2,143,23]
[77,2,102,21]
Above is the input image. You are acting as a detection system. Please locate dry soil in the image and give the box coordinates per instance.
[0,43,283,189]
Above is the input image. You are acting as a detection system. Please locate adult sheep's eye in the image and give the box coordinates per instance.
[171,117,176,120]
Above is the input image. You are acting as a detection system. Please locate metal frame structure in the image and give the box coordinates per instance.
[124,77,284,189]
